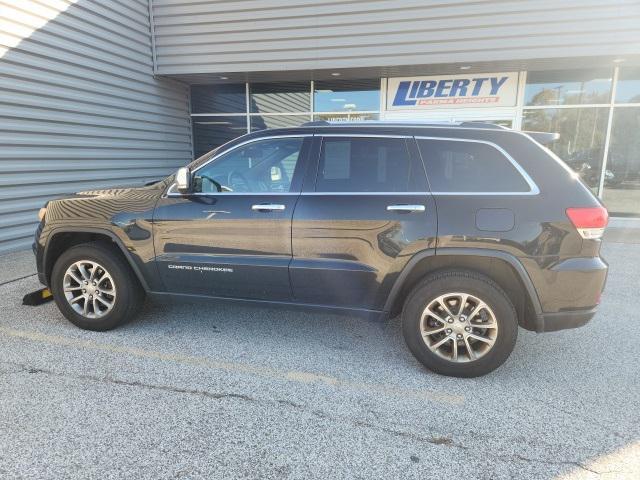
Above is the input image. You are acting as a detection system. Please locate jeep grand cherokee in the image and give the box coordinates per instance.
[33,121,609,377]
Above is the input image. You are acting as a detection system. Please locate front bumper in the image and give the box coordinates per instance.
[33,220,47,286]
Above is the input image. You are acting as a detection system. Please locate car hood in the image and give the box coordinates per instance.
[72,178,171,199]
[45,179,171,224]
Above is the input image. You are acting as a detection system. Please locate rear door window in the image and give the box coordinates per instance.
[416,139,532,193]
[316,137,427,192]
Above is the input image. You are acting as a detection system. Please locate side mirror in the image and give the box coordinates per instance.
[175,167,192,194]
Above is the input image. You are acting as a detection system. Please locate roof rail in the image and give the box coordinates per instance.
[300,120,510,130]
[458,122,509,130]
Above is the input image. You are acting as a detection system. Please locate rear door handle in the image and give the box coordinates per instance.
[386,204,426,213]
[252,203,286,212]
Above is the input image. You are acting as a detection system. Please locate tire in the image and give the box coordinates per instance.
[402,270,518,377]
[51,241,145,331]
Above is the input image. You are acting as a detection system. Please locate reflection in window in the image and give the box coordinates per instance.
[192,116,247,158]
[522,108,609,191]
[316,137,426,192]
[615,67,640,104]
[603,107,640,216]
[193,137,304,193]
[524,70,612,106]
[314,80,380,112]
[250,82,310,113]
[191,84,246,114]
[250,115,310,131]
[417,140,530,193]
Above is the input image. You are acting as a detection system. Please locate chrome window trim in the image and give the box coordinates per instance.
[168,132,539,197]
[166,134,313,197]
[414,135,540,196]
[167,186,300,197]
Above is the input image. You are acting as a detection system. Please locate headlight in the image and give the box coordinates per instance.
[38,207,47,222]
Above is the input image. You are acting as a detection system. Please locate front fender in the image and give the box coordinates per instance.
[42,225,156,292]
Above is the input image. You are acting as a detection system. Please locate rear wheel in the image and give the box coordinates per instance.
[51,242,144,331]
[402,270,518,377]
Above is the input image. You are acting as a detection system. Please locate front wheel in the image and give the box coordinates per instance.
[402,270,518,377]
[51,242,144,331]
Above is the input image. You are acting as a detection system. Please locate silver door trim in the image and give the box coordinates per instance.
[386,204,426,212]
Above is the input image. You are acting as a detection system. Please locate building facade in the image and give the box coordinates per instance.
[1,0,639,253]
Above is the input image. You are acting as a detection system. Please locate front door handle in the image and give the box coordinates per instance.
[252,203,286,212]
[386,204,426,213]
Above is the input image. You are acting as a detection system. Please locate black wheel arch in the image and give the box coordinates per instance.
[43,227,150,292]
[384,248,543,331]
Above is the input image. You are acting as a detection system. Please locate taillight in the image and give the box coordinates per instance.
[566,206,609,240]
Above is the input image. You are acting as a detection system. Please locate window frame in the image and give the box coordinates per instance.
[166,134,313,197]
[414,136,539,196]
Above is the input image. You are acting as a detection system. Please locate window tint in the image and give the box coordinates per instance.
[193,137,304,193]
[250,82,310,113]
[316,137,426,192]
[524,69,612,106]
[192,116,248,158]
[615,67,640,104]
[190,84,247,114]
[417,139,530,193]
[522,108,608,192]
[314,79,380,112]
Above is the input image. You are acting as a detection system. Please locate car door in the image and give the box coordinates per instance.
[290,134,437,310]
[153,134,312,301]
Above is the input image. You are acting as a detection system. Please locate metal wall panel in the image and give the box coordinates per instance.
[0,0,192,254]
[151,0,640,75]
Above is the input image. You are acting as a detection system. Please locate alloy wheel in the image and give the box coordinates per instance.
[420,292,498,362]
[62,260,116,319]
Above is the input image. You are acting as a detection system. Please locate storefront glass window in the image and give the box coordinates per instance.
[250,82,310,113]
[250,114,311,131]
[524,69,612,106]
[603,107,640,216]
[191,84,246,114]
[192,116,248,158]
[314,79,380,112]
[615,67,640,104]
[522,107,609,191]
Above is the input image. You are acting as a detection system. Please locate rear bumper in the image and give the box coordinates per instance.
[525,256,607,332]
[537,307,598,332]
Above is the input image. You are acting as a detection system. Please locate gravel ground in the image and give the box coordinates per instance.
[0,242,638,479]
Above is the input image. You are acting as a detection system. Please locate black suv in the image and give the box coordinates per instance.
[33,121,609,377]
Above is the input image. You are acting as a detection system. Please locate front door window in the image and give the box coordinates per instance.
[193,137,304,193]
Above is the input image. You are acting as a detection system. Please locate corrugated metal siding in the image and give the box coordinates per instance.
[151,0,640,75]
[0,0,192,254]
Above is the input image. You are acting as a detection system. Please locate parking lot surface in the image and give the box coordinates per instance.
[0,242,638,479]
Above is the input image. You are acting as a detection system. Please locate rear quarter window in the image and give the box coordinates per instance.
[416,139,532,193]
